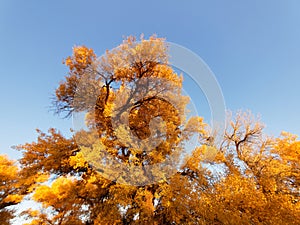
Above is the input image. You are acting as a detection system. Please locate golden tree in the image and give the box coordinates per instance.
[0,155,24,225]
[18,36,208,225]
[196,112,300,224]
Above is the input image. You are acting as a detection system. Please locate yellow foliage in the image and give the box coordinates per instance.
[69,152,87,169]
[3,194,23,204]
[0,155,24,224]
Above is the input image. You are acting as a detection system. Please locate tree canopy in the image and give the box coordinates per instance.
[1,35,299,224]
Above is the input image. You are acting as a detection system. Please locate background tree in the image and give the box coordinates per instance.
[0,152,49,225]
[0,155,23,225]
[197,112,300,224]
[16,36,299,224]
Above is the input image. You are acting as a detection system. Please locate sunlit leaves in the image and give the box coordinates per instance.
[0,155,22,224]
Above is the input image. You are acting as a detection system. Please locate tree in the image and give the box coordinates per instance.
[18,35,207,225]
[0,155,23,225]
[0,152,49,225]
[16,36,299,224]
[197,112,300,224]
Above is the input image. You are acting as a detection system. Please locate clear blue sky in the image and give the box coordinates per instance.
[1,0,300,159]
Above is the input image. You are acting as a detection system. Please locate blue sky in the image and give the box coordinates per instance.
[1,0,300,159]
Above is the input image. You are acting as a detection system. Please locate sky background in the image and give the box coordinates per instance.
[1,0,300,160]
